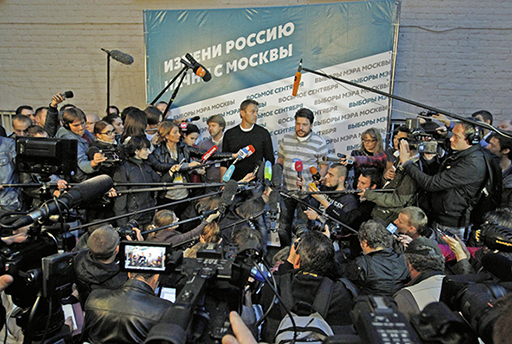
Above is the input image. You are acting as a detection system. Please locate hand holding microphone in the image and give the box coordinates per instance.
[233,145,255,165]
[294,160,304,190]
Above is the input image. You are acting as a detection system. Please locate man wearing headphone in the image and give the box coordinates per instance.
[398,121,487,240]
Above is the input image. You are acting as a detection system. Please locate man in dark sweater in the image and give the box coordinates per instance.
[221,99,274,181]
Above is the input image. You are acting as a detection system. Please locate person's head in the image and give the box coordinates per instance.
[122,108,148,140]
[359,128,384,154]
[180,123,200,146]
[450,121,478,151]
[358,220,392,253]
[294,230,334,275]
[155,120,180,146]
[26,125,49,138]
[236,197,265,220]
[11,114,32,137]
[482,208,512,229]
[94,121,115,143]
[200,222,221,244]
[394,206,428,238]
[392,126,410,150]
[128,272,160,291]
[106,105,120,116]
[147,210,179,239]
[357,167,381,190]
[231,226,262,250]
[155,101,168,116]
[62,107,87,136]
[16,105,34,124]
[85,113,100,133]
[498,119,512,131]
[207,115,226,138]
[120,106,139,122]
[240,99,259,127]
[294,108,314,138]
[104,114,124,135]
[123,136,151,160]
[486,133,512,160]
[323,164,347,188]
[87,224,120,262]
[404,237,444,277]
[471,110,493,125]
[34,107,48,127]
[144,106,163,134]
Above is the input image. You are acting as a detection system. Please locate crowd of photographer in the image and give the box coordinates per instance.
[1,94,512,344]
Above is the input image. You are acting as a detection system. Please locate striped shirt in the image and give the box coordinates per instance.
[277,132,328,191]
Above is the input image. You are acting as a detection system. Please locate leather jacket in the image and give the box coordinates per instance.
[83,279,172,344]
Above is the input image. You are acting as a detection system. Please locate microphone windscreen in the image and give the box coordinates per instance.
[269,190,279,212]
[62,174,113,206]
[292,71,301,97]
[110,49,134,65]
[188,116,201,122]
[264,161,272,181]
[62,91,74,99]
[202,145,218,161]
[222,165,235,182]
[220,179,238,207]
[294,160,303,172]
[310,166,318,175]
[271,163,283,188]
[256,160,265,181]
[247,145,255,156]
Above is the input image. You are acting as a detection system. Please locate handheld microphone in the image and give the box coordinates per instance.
[310,166,321,182]
[184,116,201,122]
[60,91,74,99]
[101,48,134,65]
[271,163,283,189]
[294,160,303,190]
[292,59,302,97]
[11,175,113,229]
[185,53,212,82]
[233,145,255,165]
[222,165,236,182]
[337,153,355,165]
[256,160,266,181]
[219,180,238,214]
[320,156,341,163]
[264,161,272,184]
[201,145,218,163]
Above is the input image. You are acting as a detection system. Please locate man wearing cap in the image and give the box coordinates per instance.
[393,237,445,320]
[73,225,128,306]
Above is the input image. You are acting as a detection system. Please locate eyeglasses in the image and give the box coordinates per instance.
[363,139,376,143]
[100,130,115,135]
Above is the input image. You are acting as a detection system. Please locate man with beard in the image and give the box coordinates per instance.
[276,108,328,239]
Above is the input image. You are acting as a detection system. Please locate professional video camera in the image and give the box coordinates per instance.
[115,219,139,240]
[403,117,445,155]
[326,295,478,344]
[118,238,262,344]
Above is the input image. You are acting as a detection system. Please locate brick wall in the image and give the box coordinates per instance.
[0,0,509,125]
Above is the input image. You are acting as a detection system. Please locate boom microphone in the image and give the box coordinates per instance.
[219,179,238,213]
[101,48,134,65]
[201,145,218,162]
[271,163,283,189]
[184,116,201,122]
[185,53,212,82]
[60,91,74,99]
[321,156,341,163]
[292,59,302,97]
[11,175,113,229]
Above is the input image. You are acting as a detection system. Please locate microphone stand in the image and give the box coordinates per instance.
[149,58,192,119]
[300,64,512,139]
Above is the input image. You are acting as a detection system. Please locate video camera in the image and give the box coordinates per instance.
[402,117,444,155]
[116,219,139,241]
[118,240,261,344]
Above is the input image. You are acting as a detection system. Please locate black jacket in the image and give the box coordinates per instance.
[343,247,410,296]
[404,145,487,227]
[83,279,172,344]
[73,249,128,307]
[113,157,164,226]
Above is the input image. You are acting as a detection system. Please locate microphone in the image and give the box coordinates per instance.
[232,145,255,165]
[321,156,342,163]
[219,179,238,213]
[11,175,113,229]
[294,160,303,190]
[292,59,302,97]
[269,190,280,231]
[201,145,218,163]
[222,165,236,182]
[310,166,321,182]
[264,161,272,185]
[337,153,354,165]
[271,163,283,189]
[185,53,212,82]
[101,48,134,65]
[60,91,74,99]
[184,116,201,122]
[256,160,266,181]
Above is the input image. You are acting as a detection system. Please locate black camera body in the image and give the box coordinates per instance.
[115,219,139,240]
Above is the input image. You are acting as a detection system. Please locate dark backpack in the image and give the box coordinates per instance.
[470,149,502,227]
